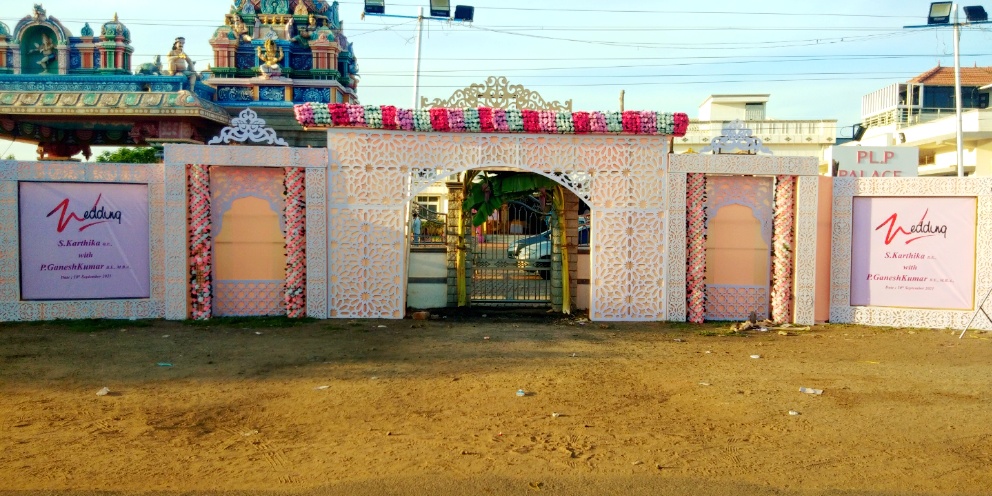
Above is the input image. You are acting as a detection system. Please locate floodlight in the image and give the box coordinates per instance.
[964,5,988,21]
[429,0,450,17]
[364,0,385,15]
[928,2,953,24]
[453,5,474,22]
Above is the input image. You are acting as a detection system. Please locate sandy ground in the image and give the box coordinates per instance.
[0,310,990,496]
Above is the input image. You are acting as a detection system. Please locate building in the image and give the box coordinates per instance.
[673,94,838,162]
[858,65,992,176]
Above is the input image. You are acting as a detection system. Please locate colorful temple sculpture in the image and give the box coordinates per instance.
[209,0,358,97]
[0,1,360,160]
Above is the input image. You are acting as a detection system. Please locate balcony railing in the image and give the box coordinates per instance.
[682,120,837,144]
[412,202,446,247]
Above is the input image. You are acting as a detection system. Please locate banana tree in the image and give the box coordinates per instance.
[460,172,572,314]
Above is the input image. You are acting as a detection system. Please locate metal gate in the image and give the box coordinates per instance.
[470,198,553,305]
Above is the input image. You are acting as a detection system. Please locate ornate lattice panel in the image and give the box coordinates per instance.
[327,129,671,321]
[831,177,992,330]
[666,173,688,321]
[326,207,406,318]
[0,160,166,321]
[163,145,329,319]
[705,285,769,321]
[668,154,818,325]
[213,280,284,316]
[793,176,819,325]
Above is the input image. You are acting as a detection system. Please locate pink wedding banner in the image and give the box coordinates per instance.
[851,196,977,310]
[19,182,151,300]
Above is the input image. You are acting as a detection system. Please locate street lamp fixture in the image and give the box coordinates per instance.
[429,0,451,18]
[364,0,385,15]
[362,2,477,108]
[928,2,953,23]
[964,5,988,20]
[454,5,475,22]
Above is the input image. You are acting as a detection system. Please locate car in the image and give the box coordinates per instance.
[507,229,550,259]
[516,226,590,280]
[516,237,553,279]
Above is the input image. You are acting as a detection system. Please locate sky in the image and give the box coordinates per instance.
[3,0,992,160]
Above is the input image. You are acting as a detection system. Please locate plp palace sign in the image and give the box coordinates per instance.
[829,146,919,177]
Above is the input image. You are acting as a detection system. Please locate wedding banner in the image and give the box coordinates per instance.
[851,196,977,310]
[19,182,151,300]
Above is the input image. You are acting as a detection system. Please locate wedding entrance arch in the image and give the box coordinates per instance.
[324,129,676,321]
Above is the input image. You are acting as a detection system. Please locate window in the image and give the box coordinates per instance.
[745,103,766,121]
[416,195,440,212]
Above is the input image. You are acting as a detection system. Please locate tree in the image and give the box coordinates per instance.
[95,147,159,163]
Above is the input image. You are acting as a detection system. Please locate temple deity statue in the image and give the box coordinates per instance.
[167,37,193,75]
[232,16,252,43]
[294,0,309,16]
[256,38,283,78]
[30,33,57,73]
[291,14,317,48]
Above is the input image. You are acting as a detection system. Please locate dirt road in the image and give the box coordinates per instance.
[1,311,989,495]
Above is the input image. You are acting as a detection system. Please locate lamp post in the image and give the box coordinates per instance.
[906,2,990,177]
[363,1,476,109]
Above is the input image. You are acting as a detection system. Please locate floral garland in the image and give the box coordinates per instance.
[187,164,212,320]
[284,167,307,318]
[295,103,690,137]
[686,173,707,324]
[771,175,796,323]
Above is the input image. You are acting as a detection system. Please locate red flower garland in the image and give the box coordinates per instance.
[521,109,540,133]
[478,107,495,132]
[429,108,450,131]
[381,105,397,130]
[674,113,690,136]
[573,112,591,134]
[329,103,350,126]
[622,111,641,134]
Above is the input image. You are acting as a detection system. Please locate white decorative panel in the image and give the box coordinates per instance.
[327,130,670,320]
[163,144,329,321]
[793,176,819,325]
[0,160,166,322]
[305,168,329,318]
[163,163,188,320]
[667,154,819,325]
[327,207,406,318]
[590,210,666,321]
[831,177,992,330]
[666,173,688,321]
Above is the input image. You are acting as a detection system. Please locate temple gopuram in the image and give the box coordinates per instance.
[0,1,359,160]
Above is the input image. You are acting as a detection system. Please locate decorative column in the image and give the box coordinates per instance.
[771,175,796,323]
[187,164,213,320]
[445,181,467,307]
[686,173,707,323]
[283,167,307,318]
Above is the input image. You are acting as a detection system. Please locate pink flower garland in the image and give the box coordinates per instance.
[686,173,707,324]
[293,103,690,137]
[771,175,796,323]
[187,164,212,320]
[284,167,307,318]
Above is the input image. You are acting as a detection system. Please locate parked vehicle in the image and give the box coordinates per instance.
[507,229,550,259]
[516,225,590,280]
